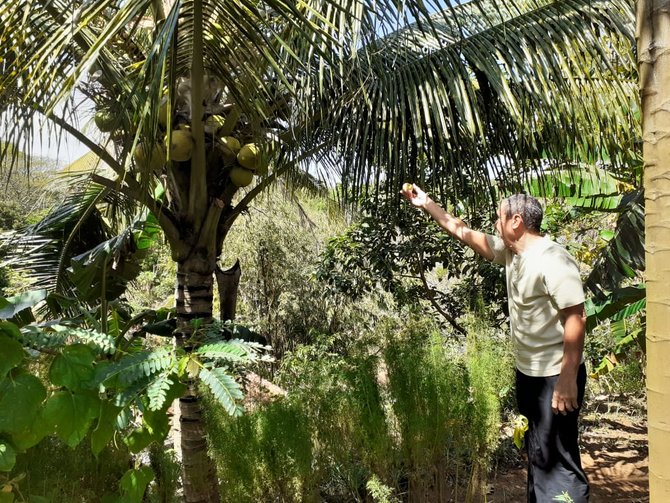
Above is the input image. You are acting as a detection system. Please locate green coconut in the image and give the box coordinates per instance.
[134,143,166,172]
[237,143,260,170]
[94,110,116,132]
[221,136,241,153]
[229,166,254,187]
[166,130,194,162]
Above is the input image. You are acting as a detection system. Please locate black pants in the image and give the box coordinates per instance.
[516,364,589,503]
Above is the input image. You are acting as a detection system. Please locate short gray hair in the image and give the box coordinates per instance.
[503,194,543,233]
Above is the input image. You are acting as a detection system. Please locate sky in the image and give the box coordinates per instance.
[31,127,91,168]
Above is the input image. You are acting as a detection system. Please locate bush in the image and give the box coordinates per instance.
[8,436,130,502]
[207,313,513,502]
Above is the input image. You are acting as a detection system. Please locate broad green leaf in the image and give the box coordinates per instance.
[0,440,16,471]
[42,391,100,448]
[0,492,14,503]
[119,466,154,503]
[142,406,170,438]
[0,335,23,381]
[9,417,50,452]
[600,229,615,241]
[124,427,154,454]
[0,290,47,320]
[49,345,96,391]
[0,373,46,434]
[140,319,176,337]
[91,400,122,456]
[0,322,21,340]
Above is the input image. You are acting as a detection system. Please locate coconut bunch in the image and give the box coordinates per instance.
[91,74,271,194]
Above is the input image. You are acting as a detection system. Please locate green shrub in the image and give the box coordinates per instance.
[207,397,317,503]
[8,436,130,502]
[208,313,513,502]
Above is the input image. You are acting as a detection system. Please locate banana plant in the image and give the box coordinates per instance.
[525,163,646,376]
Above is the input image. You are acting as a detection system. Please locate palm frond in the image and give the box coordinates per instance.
[311,0,638,207]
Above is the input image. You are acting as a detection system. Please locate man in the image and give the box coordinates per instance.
[401,184,589,502]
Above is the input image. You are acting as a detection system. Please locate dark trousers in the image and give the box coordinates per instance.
[516,364,589,503]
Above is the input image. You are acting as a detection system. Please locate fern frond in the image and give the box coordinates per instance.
[146,371,174,411]
[20,325,69,349]
[103,346,175,386]
[199,367,244,417]
[19,324,116,354]
[113,376,152,409]
[195,341,252,362]
[58,326,116,354]
[196,339,271,364]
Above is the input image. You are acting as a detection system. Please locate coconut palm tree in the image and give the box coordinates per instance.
[637,1,670,499]
[1,0,639,501]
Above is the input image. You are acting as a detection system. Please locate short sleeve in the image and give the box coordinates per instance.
[485,234,507,266]
[542,246,585,309]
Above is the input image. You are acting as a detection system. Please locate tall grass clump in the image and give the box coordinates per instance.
[381,315,511,502]
[206,396,316,503]
[207,314,512,502]
[462,314,514,500]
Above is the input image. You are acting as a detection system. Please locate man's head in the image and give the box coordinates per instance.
[504,194,543,232]
[495,194,543,246]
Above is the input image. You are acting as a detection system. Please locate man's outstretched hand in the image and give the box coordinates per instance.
[400,182,429,208]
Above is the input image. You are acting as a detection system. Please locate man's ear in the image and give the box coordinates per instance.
[511,213,523,229]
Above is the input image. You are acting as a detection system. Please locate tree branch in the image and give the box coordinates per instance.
[416,252,467,335]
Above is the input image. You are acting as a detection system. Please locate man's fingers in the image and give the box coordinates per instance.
[552,392,579,415]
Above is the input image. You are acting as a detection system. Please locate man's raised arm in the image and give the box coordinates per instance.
[400,184,495,261]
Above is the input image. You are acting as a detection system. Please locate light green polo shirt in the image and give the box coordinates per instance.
[485,235,585,377]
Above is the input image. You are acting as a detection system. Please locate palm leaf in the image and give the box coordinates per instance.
[585,284,646,331]
[315,0,638,207]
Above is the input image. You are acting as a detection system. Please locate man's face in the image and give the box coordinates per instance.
[495,201,516,247]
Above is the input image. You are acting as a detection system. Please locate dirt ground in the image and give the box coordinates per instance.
[487,394,648,503]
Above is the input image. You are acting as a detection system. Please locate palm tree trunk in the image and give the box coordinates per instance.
[174,262,220,503]
[637,0,670,500]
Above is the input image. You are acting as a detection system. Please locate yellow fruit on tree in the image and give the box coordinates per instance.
[229,166,254,187]
[221,136,241,153]
[237,143,260,170]
[134,143,166,172]
[94,110,115,132]
[166,130,194,162]
[219,144,238,166]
